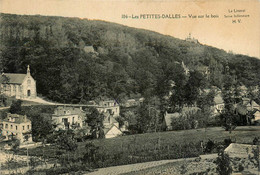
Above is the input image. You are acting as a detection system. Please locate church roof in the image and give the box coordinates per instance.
[0,73,27,84]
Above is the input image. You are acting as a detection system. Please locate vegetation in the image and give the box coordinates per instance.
[17,126,260,170]
[0,13,259,106]
[215,150,232,175]
[9,100,23,114]
[86,107,105,139]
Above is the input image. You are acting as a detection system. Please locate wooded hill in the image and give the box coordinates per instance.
[0,13,259,104]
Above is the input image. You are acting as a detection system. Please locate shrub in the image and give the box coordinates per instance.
[204,139,215,153]
[215,150,232,175]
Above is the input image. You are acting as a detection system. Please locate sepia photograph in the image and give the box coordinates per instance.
[0,0,259,174]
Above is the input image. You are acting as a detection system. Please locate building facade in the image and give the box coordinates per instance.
[0,113,32,143]
[96,100,120,117]
[52,106,85,130]
[0,65,37,99]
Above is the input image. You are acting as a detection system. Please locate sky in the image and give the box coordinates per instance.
[0,0,259,58]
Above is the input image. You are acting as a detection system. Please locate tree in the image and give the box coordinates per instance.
[54,131,78,167]
[135,96,161,133]
[9,100,23,114]
[85,107,105,139]
[31,114,53,142]
[221,73,238,132]
[82,142,100,166]
[184,70,206,106]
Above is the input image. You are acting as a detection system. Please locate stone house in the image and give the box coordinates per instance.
[102,112,122,138]
[52,106,85,130]
[0,113,32,143]
[0,65,37,99]
[96,100,120,117]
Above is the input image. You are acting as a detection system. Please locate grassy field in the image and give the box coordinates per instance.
[16,126,260,168]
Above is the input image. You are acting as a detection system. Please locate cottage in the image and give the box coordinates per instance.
[242,98,260,111]
[252,111,260,123]
[0,113,32,143]
[0,65,37,99]
[164,111,180,130]
[104,125,122,138]
[52,106,85,130]
[103,112,122,138]
[213,94,224,115]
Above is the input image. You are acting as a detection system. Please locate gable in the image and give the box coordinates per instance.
[105,125,122,138]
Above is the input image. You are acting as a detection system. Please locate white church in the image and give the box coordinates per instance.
[0,65,37,99]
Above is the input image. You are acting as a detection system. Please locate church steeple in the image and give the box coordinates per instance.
[27,65,30,75]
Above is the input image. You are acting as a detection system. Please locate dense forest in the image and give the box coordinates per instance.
[0,13,259,105]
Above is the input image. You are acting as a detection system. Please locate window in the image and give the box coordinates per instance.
[16,126,18,130]
[27,125,30,129]
[5,124,8,129]
[23,126,25,130]
[11,125,13,129]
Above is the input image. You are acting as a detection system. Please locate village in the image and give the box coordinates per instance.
[0,65,259,146]
[0,6,259,173]
[0,64,259,174]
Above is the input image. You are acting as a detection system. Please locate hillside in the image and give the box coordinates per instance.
[0,13,259,104]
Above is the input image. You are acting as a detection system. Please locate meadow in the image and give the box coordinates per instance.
[17,126,260,169]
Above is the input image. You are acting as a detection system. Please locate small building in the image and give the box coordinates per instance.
[185,33,199,43]
[123,99,141,107]
[52,106,85,130]
[0,65,37,99]
[164,111,180,131]
[213,94,224,115]
[103,113,119,128]
[104,125,122,139]
[182,61,190,75]
[242,98,260,111]
[102,112,122,138]
[0,113,32,143]
[252,111,260,124]
[225,143,259,158]
[96,100,120,117]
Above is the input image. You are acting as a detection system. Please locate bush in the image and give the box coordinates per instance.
[204,139,215,153]
[215,150,232,175]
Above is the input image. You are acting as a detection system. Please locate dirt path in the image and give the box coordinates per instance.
[85,157,199,175]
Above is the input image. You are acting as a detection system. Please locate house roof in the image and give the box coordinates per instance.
[164,112,180,127]
[254,111,260,115]
[53,106,85,116]
[103,115,118,124]
[182,106,200,114]
[0,73,27,84]
[103,124,122,135]
[236,105,247,115]
[214,94,224,104]
[2,113,31,124]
